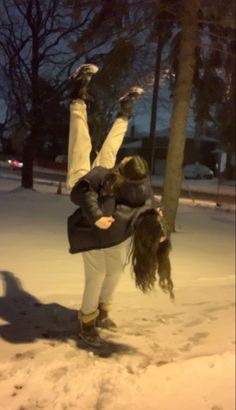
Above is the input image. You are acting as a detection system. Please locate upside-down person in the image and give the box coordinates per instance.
[66,64,174,347]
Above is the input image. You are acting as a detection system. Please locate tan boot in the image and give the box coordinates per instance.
[78,317,103,347]
[96,307,117,329]
[118,86,145,118]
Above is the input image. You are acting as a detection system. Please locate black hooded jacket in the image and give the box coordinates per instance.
[67,166,158,253]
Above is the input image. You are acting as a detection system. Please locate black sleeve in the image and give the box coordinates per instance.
[71,166,107,199]
[70,167,107,224]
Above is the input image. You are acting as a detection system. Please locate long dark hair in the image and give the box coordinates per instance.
[102,156,149,197]
[129,210,174,299]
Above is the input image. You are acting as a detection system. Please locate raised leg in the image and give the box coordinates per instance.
[66,64,99,189]
[66,100,92,189]
[92,86,144,169]
[91,116,129,169]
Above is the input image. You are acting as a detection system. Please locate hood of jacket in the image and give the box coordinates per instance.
[117,177,152,207]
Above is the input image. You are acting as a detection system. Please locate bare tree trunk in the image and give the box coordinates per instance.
[22,133,34,188]
[21,2,41,189]
[162,0,200,233]
[148,26,164,174]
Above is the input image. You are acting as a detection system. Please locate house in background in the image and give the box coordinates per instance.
[116,83,224,175]
[118,127,220,176]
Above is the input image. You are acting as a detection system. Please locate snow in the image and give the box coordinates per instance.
[0,179,235,410]
[2,170,235,204]
[151,175,235,196]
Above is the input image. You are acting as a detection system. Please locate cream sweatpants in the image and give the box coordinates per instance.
[67,99,130,323]
[67,99,128,189]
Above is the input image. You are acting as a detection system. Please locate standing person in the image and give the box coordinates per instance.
[67,64,173,347]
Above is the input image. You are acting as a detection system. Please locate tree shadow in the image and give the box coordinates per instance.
[0,271,137,358]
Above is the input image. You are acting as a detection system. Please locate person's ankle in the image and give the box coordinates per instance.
[118,86,144,118]
[69,64,98,102]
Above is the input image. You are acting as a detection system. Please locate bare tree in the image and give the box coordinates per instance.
[161,0,235,232]
[162,0,201,233]
[0,0,94,186]
[0,0,148,188]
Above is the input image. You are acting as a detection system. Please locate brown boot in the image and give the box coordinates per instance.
[69,63,99,102]
[96,308,117,329]
[78,318,103,347]
[118,86,145,118]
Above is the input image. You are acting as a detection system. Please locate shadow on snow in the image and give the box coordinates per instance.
[0,270,136,358]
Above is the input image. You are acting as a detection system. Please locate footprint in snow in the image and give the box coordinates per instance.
[188,332,209,344]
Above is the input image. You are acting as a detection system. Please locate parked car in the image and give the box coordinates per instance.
[55,154,67,164]
[183,162,214,179]
[8,159,23,170]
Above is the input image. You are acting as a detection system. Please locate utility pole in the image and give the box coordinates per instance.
[148,24,164,175]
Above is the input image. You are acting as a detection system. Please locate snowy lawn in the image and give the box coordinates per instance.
[0,180,235,410]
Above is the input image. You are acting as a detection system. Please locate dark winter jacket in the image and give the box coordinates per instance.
[67,166,158,253]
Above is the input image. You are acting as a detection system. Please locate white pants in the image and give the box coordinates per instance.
[81,238,131,323]
[67,99,128,189]
[66,100,129,323]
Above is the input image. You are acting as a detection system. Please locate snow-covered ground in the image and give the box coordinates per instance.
[1,164,235,198]
[0,179,235,410]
